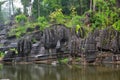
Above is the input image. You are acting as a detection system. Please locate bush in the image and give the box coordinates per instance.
[15,14,27,25]
[113,20,120,31]
[0,51,4,58]
[37,16,48,30]
[49,9,65,24]
[8,25,27,38]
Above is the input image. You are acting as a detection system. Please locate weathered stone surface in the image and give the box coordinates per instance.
[2,23,120,63]
[31,31,43,41]
[42,24,70,54]
[68,35,80,57]
[2,50,16,62]
[17,38,32,57]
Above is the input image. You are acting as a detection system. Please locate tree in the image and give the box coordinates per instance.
[0,1,7,11]
[21,0,31,15]
[0,1,7,25]
[116,0,120,7]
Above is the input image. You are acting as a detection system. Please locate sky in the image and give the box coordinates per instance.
[0,0,23,15]
[0,0,23,9]
[0,0,34,16]
[13,0,23,8]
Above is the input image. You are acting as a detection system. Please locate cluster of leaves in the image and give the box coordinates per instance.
[90,0,120,30]
[15,14,27,24]
[113,20,120,31]
[9,16,49,38]
[37,16,49,30]
[49,9,65,24]
[8,25,27,38]
[10,0,120,38]
[0,51,4,58]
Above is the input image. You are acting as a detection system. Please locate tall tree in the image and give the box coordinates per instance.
[116,0,120,7]
[0,1,7,24]
[11,0,14,14]
[21,0,31,15]
[93,0,96,11]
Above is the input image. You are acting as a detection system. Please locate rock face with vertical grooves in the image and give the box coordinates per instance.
[17,38,32,57]
[42,24,70,54]
[2,24,120,63]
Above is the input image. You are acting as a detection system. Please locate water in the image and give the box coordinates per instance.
[0,63,120,80]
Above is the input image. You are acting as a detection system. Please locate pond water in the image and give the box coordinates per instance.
[0,63,120,80]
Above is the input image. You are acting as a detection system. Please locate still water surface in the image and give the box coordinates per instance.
[0,63,120,80]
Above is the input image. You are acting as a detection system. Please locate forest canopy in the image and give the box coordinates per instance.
[0,0,120,32]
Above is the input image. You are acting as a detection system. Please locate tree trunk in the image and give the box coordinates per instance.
[93,0,96,11]
[90,0,93,11]
[24,5,27,15]
[0,6,1,11]
[38,0,40,17]
[80,0,83,15]
[116,0,120,8]
[11,0,14,15]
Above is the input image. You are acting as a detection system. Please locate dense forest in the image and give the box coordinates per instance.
[0,0,120,34]
[0,0,120,64]
[5,0,120,38]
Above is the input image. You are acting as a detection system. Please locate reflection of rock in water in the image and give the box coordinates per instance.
[0,64,120,80]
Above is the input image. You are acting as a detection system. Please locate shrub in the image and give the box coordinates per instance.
[37,16,48,30]
[113,20,120,31]
[15,14,27,25]
[0,51,4,58]
[49,9,65,24]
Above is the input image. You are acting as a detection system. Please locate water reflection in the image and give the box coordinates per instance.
[0,63,120,80]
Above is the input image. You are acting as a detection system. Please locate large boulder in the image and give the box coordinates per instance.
[42,24,70,54]
[96,27,120,54]
[68,35,80,57]
[17,37,32,57]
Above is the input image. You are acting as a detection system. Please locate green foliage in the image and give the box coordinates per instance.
[0,51,4,58]
[7,0,120,39]
[71,15,82,26]
[15,14,27,24]
[65,15,84,29]
[49,9,65,24]
[37,16,49,30]
[60,58,69,63]
[70,6,77,16]
[76,25,81,33]
[113,20,120,31]
[90,0,120,30]
[91,12,106,29]
[21,0,31,15]
[10,48,18,54]
[8,24,29,38]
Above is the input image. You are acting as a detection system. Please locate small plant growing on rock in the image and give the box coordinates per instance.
[113,20,120,31]
[49,8,65,24]
[0,51,5,58]
[15,14,27,25]
[37,16,48,30]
